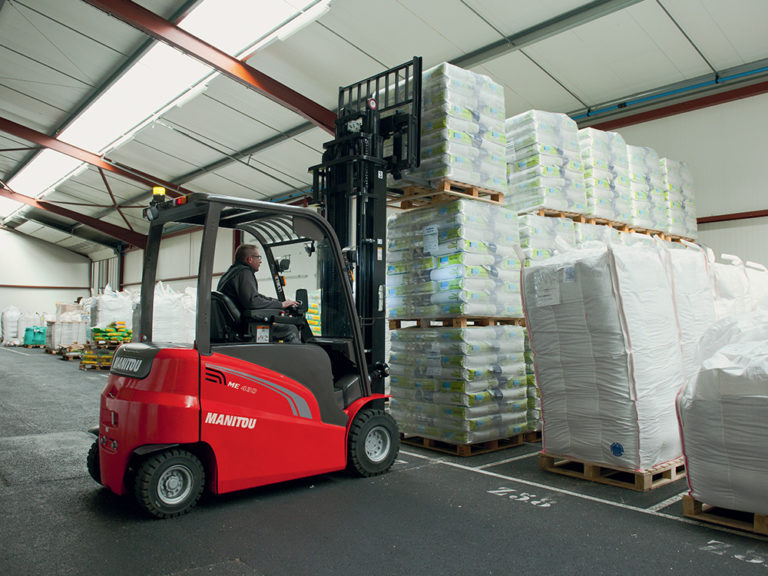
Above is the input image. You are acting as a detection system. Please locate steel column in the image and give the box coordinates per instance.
[82,0,337,134]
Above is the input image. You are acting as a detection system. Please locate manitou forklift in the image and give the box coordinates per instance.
[87,58,422,518]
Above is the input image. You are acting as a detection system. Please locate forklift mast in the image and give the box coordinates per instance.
[310,57,422,394]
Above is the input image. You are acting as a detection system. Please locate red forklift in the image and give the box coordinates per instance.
[87,58,422,517]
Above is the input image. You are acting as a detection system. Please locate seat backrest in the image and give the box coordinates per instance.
[210,291,242,342]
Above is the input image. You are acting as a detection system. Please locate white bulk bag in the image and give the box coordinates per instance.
[677,312,768,515]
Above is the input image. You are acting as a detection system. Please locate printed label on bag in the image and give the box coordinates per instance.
[423,225,438,254]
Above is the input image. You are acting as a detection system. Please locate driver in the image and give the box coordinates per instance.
[217,244,301,343]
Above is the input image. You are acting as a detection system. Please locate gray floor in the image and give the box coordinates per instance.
[2,346,767,576]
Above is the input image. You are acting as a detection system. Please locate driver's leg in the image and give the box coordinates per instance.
[271,323,301,343]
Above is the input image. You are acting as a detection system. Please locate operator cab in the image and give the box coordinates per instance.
[138,193,369,416]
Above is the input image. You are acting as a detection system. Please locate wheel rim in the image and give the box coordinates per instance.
[364,425,391,463]
[156,464,194,506]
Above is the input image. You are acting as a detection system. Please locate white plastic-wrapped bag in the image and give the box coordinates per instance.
[660,243,716,384]
[1,306,21,344]
[151,282,197,344]
[745,261,768,311]
[523,244,684,471]
[91,285,134,329]
[677,311,768,515]
[712,254,750,319]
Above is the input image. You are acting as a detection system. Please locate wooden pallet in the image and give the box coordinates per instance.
[538,453,686,491]
[79,363,111,371]
[60,352,81,361]
[392,179,504,209]
[682,495,768,536]
[389,317,526,330]
[402,433,525,457]
[24,344,45,349]
[530,208,696,242]
[524,430,542,443]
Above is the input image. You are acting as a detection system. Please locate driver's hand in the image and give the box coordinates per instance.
[281,299,300,309]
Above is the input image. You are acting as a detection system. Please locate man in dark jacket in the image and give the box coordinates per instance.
[217,243,301,343]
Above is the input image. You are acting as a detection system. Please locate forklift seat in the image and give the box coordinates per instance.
[210,291,242,343]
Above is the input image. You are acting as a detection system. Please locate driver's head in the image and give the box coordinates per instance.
[235,243,262,272]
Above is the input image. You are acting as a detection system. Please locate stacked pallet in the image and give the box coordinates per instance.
[91,321,132,346]
[80,347,114,370]
[387,199,522,320]
[505,110,586,214]
[578,128,631,222]
[660,157,697,239]
[396,62,507,197]
[389,325,529,445]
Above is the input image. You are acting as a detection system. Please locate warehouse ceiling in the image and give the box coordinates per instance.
[1,0,767,259]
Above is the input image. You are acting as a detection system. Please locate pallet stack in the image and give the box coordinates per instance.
[505,110,586,214]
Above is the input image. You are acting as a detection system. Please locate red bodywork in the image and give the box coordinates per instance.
[98,346,384,496]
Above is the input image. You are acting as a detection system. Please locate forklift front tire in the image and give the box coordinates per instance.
[87,441,101,485]
[348,409,399,477]
[134,448,205,519]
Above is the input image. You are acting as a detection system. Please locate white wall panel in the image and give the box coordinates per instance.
[0,229,89,313]
[616,92,768,263]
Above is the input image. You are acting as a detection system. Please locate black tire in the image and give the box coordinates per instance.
[87,441,101,485]
[347,409,399,477]
[134,449,204,519]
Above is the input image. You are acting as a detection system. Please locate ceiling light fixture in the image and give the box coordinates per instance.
[1,0,331,220]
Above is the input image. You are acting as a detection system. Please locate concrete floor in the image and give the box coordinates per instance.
[1,345,767,576]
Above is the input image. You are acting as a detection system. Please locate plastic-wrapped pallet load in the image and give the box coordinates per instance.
[518,213,576,266]
[523,244,684,470]
[387,199,522,319]
[151,282,196,343]
[626,145,657,230]
[573,221,621,247]
[397,62,507,194]
[389,325,529,444]
[578,128,630,222]
[659,157,689,238]
[505,110,586,214]
[677,311,768,515]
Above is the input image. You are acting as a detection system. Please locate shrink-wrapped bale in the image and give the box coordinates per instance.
[523,244,684,470]
[659,157,693,238]
[390,325,529,444]
[677,312,768,515]
[505,110,586,213]
[578,128,630,221]
[626,145,659,230]
[398,62,507,194]
[518,213,575,266]
[387,199,522,319]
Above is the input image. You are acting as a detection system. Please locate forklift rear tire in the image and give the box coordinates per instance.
[87,441,101,485]
[348,409,399,477]
[134,448,204,519]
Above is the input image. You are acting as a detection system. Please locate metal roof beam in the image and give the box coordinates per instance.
[0,182,147,249]
[0,116,192,198]
[451,0,642,69]
[82,0,337,134]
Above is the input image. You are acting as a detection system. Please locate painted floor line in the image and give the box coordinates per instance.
[400,449,768,542]
[648,491,690,512]
[475,451,539,469]
[0,347,30,356]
